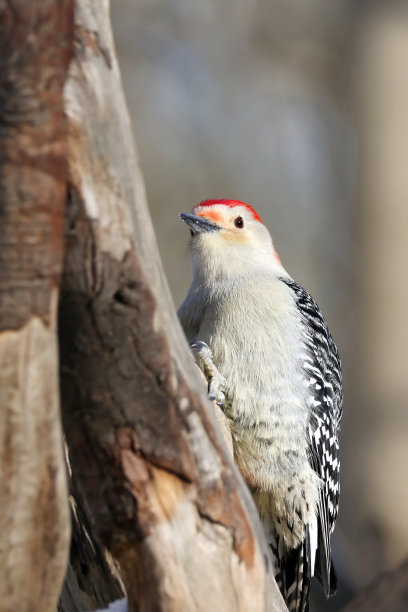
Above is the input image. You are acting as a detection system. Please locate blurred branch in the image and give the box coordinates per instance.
[344,4,408,581]
[342,558,408,612]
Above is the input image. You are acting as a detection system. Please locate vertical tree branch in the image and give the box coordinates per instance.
[58,462,125,612]
[0,1,73,610]
[59,1,286,610]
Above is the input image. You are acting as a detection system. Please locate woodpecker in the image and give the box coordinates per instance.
[178,199,342,612]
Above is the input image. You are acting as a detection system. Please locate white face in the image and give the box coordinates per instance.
[182,204,283,282]
[193,203,257,228]
[191,204,275,251]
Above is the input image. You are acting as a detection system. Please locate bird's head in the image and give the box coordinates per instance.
[180,199,285,283]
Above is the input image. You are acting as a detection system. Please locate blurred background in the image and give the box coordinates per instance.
[111,1,408,609]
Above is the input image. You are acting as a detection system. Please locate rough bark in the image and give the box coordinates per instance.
[0,1,73,611]
[59,1,286,610]
[58,456,125,612]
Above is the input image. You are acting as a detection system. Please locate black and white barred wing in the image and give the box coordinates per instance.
[281,277,343,596]
[308,406,340,595]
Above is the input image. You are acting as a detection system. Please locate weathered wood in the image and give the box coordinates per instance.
[58,458,125,612]
[59,1,286,610]
[0,1,73,610]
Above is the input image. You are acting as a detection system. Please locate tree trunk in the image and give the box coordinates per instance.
[0,1,73,611]
[58,464,125,612]
[59,0,286,610]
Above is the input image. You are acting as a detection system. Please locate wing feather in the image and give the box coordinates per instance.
[280,277,342,597]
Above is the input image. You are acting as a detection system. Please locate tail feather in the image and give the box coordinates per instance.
[269,528,310,612]
[314,513,338,597]
[268,524,284,594]
[282,537,310,612]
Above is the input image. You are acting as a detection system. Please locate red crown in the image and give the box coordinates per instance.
[195,199,263,223]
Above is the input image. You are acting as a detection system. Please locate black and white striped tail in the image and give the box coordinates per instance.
[269,528,311,612]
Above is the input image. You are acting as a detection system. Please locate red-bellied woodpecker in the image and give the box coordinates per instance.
[178,199,342,612]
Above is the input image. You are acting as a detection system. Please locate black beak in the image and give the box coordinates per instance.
[179,213,221,235]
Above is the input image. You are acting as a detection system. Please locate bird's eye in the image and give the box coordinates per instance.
[234,216,244,228]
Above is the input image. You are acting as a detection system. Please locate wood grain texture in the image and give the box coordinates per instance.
[59,1,287,610]
[58,459,125,612]
[0,1,73,610]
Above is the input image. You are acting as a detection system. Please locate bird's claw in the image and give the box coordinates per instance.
[190,341,227,407]
[208,378,226,406]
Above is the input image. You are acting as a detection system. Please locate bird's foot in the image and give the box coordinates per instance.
[190,341,226,406]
